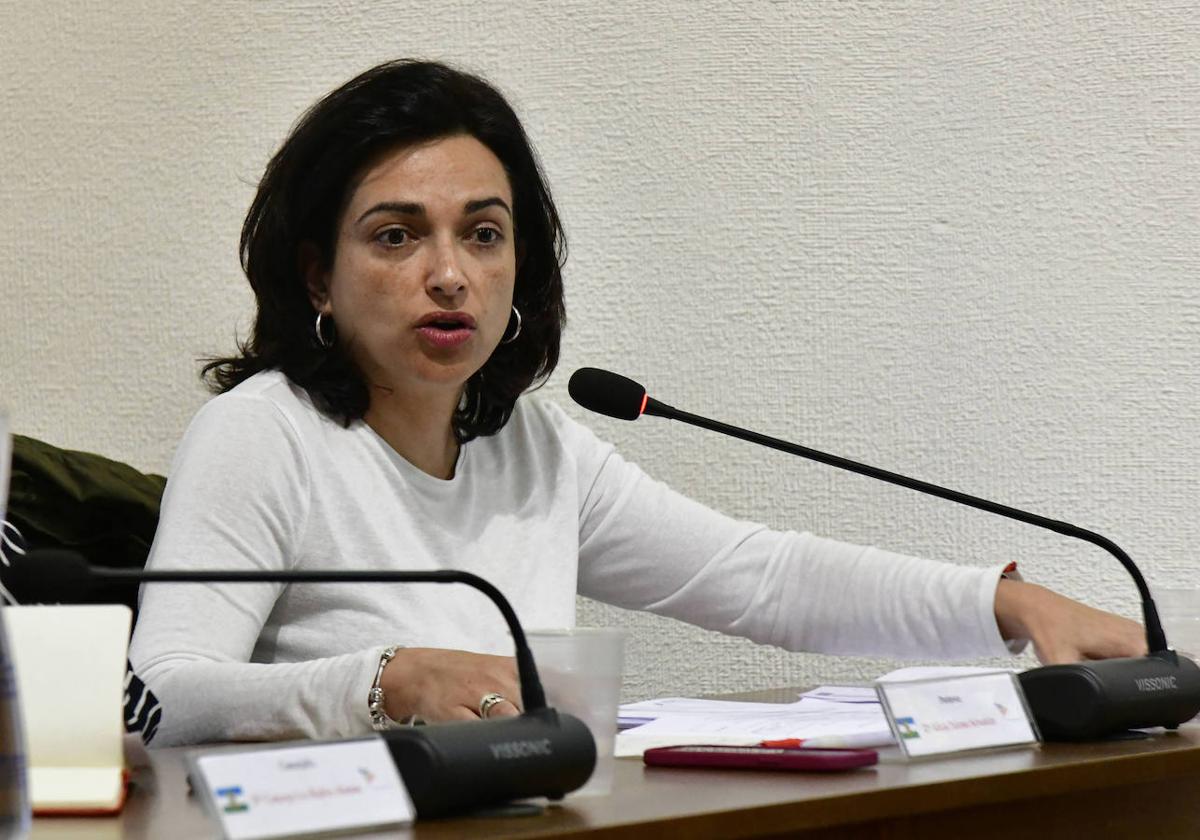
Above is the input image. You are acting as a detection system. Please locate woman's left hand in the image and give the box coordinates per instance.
[994,578,1147,665]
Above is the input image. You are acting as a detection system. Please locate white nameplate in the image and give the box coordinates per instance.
[875,670,1040,759]
[188,737,414,839]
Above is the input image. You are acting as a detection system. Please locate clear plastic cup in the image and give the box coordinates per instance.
[526,627,625,797]
[1156,588,1200,661]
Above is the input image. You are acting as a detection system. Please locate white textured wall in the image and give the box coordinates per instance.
[2,2,1198,700]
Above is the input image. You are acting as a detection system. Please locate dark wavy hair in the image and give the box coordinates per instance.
[203,59,567,441]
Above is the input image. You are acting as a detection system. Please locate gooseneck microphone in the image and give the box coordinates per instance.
[7,550,595,818]
[568,366,1200,740]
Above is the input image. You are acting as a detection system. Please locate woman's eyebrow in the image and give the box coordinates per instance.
[464,197,512,217]
[356,201,423,224]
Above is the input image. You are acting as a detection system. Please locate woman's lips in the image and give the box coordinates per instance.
[414,312,477,349]
[416,324,474,348]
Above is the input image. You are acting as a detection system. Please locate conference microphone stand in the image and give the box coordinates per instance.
[568,366,1200,741]
[13,550,596,818]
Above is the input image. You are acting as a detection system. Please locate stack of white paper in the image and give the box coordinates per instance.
[615,696,894,757]
[798,686,879,703]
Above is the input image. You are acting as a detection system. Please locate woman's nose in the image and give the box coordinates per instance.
[426,237,468,300]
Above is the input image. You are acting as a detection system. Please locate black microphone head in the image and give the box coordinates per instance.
[568,368,647,421]
[2,549,96,603]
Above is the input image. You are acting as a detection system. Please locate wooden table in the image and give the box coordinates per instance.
[33,688,1200,839]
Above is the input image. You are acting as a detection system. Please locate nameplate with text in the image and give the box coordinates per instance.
[875,671,1040,759]
[188,737,414,839]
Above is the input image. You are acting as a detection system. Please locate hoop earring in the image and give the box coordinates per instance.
[500,305,522,345]
[314,312,335,349]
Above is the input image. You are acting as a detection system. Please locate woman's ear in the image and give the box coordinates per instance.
[299,242,331,313]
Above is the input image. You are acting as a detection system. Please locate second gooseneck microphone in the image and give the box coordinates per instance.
[9,549,595,818]
[567,366,1200,740]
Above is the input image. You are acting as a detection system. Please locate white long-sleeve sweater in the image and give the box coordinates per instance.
[128,370,1013,747]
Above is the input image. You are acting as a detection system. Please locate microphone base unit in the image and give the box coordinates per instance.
[383,707,596,818]
[1019,651,1200,741]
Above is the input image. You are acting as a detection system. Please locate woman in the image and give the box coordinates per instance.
[129,59,1144,747]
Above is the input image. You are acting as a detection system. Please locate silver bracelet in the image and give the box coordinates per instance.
[368,645,415,730]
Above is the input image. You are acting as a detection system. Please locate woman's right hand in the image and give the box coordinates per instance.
[380,647,522,723]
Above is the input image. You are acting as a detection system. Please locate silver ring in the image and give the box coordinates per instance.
[478,692,507,719]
